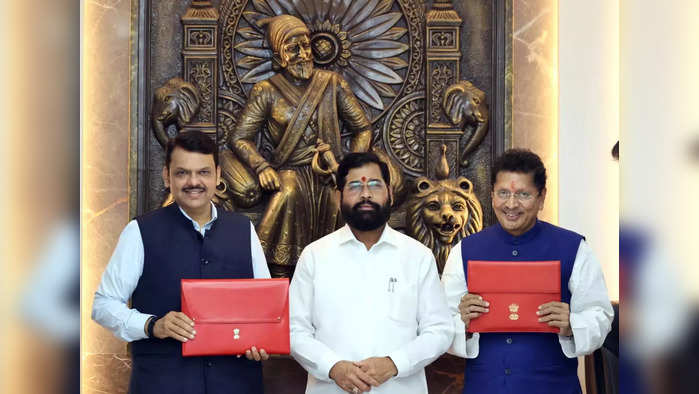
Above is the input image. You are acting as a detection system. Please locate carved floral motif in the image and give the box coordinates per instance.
[430,63,454,123]
[189,29,214,46]
[431,31,454,47]
[189,61,213,122]
[383,93,425,176]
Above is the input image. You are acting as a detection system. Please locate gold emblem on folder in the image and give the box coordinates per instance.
[508,303,520,320]
[233,328,240,340]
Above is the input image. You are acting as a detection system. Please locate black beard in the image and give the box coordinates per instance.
[341,199,392,231]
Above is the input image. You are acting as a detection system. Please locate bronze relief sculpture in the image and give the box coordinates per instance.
[229,14,373,277]
[151,78,201,148]
[144,0,497,278]
[406,145,483,274]
[119,1,511,392]
[442,81,489,167]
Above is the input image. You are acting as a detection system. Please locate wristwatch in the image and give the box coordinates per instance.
[147,316,158,338]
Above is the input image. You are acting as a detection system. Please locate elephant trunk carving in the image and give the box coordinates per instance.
[442,81,489,167]
[151,77,201,147]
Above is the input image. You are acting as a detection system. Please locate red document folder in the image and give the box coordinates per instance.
[466,260,561,333]
[181,278,290,356]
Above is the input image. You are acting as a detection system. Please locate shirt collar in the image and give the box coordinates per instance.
[495,219,543,245]
[178,202,218,235]
[338,223,400,248]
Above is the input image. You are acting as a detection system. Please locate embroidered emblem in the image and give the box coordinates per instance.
[508,303,520,320]
[233,328,240,340]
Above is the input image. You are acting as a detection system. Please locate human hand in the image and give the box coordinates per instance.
[243,346,269,361]
[329,360,379,393]
[314,138,332,153]
[537,301,572,336]
[258,167,280,191]
[355,357,397,386]
[458,293,489,329]
[152,311,195,342]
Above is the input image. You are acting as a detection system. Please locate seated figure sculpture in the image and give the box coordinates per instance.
[230,15,372,277]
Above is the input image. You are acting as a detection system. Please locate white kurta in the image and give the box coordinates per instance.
[441,238,614,359]
[290,225,454,394]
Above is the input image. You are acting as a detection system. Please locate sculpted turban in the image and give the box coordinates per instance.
[259,15,310,55]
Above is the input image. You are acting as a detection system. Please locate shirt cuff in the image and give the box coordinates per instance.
[387,349,410,378]
[465,333,480,358]
[558,334,577,358]
[447,316,480,358]
[127,312,155,341]
[317,352,343,382]
[559,312,580,358]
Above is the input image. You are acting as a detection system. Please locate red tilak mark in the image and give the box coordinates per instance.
[510,181,516,190]
[361,176,367,182]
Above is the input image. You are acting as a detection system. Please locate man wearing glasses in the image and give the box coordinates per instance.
[289,152,453,393]
[441,149,613,394]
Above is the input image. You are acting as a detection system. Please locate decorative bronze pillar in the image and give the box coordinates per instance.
[425,0,462,178]
[181,0,219,136]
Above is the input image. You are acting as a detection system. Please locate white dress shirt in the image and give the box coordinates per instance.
[92,203,270,342]
[290,224,454,394]
[441,238,613,359]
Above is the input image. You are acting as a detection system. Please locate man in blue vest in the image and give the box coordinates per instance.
[441,149,614,394]
[92,130,271,394]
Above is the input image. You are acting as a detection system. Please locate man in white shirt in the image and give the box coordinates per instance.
[290,152,454,394]
[91,131,271,394]
[441,149,613,394]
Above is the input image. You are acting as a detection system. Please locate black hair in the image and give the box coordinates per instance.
[612,141,619,161]
[491,149,547,193]
[337,152,391,190]
[165,130,219,168]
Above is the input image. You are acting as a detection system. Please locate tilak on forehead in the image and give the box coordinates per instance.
[258,15,310,54]
[361,176,367,182]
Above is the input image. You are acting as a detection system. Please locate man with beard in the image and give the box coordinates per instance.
[92,131,271,394]
[441,149,613,394]
[289,152,453,394]
[231,14,372,277]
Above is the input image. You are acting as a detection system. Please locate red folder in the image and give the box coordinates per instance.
[466,260,560,333]
[181,278,290,356]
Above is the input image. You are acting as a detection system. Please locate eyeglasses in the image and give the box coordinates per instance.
[494,190,537,202]
[345,179,385,196]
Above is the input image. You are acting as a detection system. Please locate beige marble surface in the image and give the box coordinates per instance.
[82,0,132,392]
[512,0,558,224]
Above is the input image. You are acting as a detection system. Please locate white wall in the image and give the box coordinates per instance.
[619,0,699,299]
[558,0,619,301]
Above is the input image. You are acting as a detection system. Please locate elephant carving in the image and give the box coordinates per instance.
[151,77,201,148]
[442,81,489,167]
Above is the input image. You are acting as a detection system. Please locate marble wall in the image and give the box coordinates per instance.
[512,0,558,224]
[82,0,133,392]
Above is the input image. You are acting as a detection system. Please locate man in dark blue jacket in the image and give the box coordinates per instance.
[442,149,614,394]
[92,130,271,394]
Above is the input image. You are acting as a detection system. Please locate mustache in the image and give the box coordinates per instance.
[289,59,312,66]
[183,185,206,192]
[352,200,381,212]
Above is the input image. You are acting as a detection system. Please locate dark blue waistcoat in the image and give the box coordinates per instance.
[460,220,583,394]
[129,203,263,394]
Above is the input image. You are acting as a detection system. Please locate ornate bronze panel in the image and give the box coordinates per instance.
[134,0,509,230]
[126,1,512,392]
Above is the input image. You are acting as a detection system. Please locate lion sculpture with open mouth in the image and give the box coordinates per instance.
[406,150,483,274]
